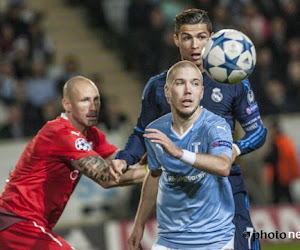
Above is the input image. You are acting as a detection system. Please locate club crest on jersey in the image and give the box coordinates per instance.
[75,138,91,151]
[247,90,255,105]
[211,88,223,103]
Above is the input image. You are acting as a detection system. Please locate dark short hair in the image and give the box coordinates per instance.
[174,8,213,35]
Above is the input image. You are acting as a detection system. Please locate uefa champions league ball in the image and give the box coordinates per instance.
[201,29,256,84]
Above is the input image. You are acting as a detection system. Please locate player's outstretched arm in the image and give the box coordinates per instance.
[128,170,161,250]
[71,156,146,188]
[144,128,231,177]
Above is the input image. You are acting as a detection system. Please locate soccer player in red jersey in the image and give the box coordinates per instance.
[0,76,146,250]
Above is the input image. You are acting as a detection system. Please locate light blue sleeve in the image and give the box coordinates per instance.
[208,119,233,159]
[145,138,161,170]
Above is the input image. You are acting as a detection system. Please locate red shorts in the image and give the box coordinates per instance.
[0,220,73,250]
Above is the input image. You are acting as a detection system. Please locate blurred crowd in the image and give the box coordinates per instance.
[0,0,131,141]
[74,0,300,116]
[0,0,299,215]
[1,0,300,134]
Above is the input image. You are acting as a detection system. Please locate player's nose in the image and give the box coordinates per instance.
[192,38,199,49]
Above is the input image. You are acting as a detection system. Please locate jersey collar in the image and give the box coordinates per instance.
[60,113,68,120]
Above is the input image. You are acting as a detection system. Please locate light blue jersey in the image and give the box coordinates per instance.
[145,108,235,249]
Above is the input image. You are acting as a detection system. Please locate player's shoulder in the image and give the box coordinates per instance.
[202,109,230,129]
[42,116,78,136]
[146,112,171,129]
[142,70,167,99]
[236,78,254,92]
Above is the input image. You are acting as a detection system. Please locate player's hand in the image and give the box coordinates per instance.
[144,128,182,159]
[109,159,127,182]
[128,225,144,250]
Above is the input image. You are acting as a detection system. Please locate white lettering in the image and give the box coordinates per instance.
[192,142,201,153]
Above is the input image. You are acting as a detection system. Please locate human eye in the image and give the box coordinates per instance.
[198,34,208,40]
[81,98,89,103]
[192,80,201,86]
[182,35,191,41]
[175,80,184,85]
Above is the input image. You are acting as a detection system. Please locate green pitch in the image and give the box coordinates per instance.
[262,242,300,250]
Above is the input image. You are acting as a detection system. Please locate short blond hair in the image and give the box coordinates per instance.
[166,60,203,86]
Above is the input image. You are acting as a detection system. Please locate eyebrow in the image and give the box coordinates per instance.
[181,31,207,36]
[174,78,202,81]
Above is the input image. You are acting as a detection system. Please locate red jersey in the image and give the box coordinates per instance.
[0,116,117,229]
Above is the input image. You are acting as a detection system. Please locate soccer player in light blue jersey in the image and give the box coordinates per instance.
[112,9,266,249]
[128,61,235,250]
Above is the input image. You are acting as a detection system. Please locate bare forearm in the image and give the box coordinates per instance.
[193,154,231,177]
[115,166,147,186]
[71,155,111,184]
[134,171,160,227]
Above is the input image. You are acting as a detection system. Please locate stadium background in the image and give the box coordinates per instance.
[0,0,299,249]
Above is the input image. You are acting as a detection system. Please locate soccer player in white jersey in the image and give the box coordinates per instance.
[127,61,235,250]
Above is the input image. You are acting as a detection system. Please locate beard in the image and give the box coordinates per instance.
[174,105,199,119]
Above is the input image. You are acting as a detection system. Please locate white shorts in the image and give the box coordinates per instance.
[151,236,234,250]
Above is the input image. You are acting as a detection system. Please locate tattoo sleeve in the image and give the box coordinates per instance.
[71,155,111,184]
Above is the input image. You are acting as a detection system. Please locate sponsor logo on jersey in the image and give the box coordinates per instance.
[241,116,261,127]
[245,122,259,132]
[213,140,232,149]
[247,90,255,105]
[211,88,223,103]
[246,103,258,115]
[70,170,80,180]
[165,172,207,183]
[71,131,80,136]
[75,138,91,151]
[217,125,227,132]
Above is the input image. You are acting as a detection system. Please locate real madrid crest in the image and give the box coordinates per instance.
[211,88,223,103]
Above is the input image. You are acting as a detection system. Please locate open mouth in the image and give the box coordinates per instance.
[182,99,193,107]
[191,53,201,61]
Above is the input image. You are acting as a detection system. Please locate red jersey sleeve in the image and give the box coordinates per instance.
[87,127,118,158]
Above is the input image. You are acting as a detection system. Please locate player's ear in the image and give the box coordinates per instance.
[164,84,171,104]
[62,98,71,112]
[200,86,204,100]
[173,34,179,47]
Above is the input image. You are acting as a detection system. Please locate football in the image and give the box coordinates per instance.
[201,29,256,84]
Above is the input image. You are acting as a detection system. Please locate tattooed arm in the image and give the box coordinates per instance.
[71,155,146,188]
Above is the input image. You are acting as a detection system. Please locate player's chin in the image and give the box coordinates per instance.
[86,119,98,127]
[177,107,196,119]
[189,57,202,67]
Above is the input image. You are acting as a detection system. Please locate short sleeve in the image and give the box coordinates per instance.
[208,119,233,160]
[145,138,161,170]
[87,127,118,159]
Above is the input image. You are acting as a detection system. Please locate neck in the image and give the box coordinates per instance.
[198,64,204,72]
[171,107,202,135]
[64,112,88,136]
